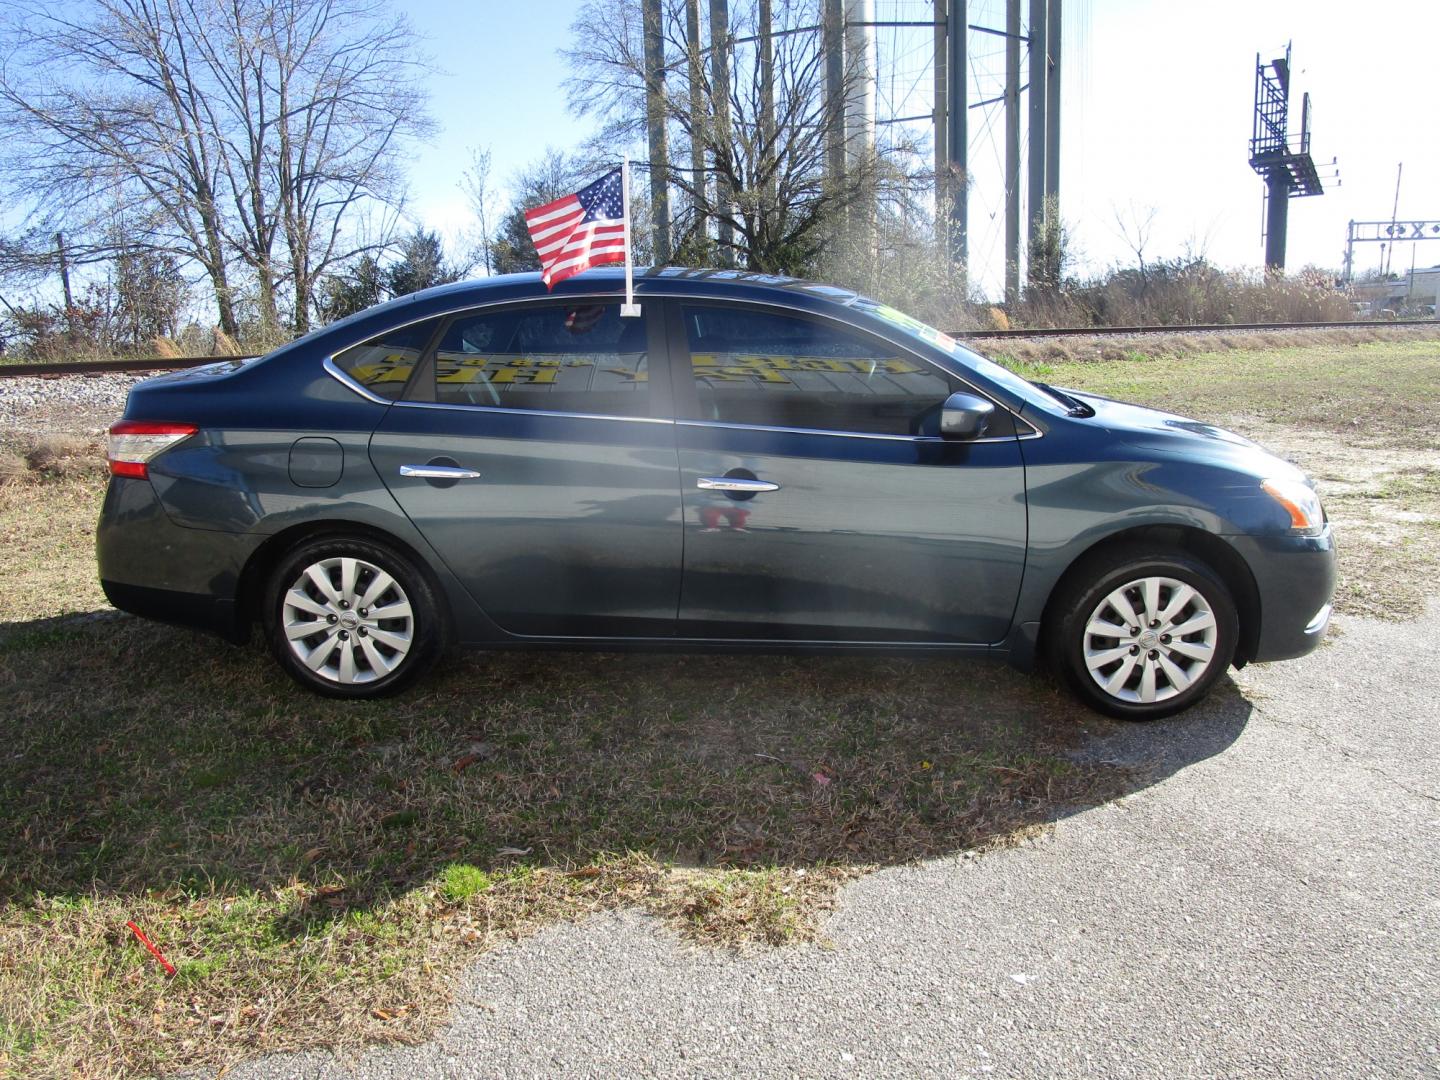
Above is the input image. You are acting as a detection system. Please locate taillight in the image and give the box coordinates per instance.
[107,421,198,479]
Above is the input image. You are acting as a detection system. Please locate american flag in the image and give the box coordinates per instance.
[563,305,607,334]
[525,168,628,289]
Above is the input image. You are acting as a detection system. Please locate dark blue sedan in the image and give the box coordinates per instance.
[96,269,1334,719]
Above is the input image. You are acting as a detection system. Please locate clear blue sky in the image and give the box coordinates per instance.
[406,0,1440,298]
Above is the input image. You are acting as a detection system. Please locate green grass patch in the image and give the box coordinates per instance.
[439,864,493,903]
[996,337,1440,447]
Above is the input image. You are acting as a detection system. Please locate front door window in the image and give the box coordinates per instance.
[679,304,958,436]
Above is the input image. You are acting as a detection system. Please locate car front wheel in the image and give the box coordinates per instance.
[263,536,443,698]
[1048,547,1239,720]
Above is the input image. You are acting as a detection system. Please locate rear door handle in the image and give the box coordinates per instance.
[399,464,482,480]
[697,476,779,493]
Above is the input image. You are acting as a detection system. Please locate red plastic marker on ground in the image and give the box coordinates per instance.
[125,921,176,976]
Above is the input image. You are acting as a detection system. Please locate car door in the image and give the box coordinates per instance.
[366,299,682,638]
[667,300,1027,644]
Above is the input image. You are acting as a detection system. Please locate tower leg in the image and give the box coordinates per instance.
[709,0,734,266]
[1265,173,1288,273]
[1004,0,1021,305]
[947,1,968,276]
[642,0,672,264]
[1044,0,1061,284]
[1027,0,1047,290]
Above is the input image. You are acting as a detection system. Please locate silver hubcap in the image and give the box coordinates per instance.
[1082,576,1218,705]
[282,557,414,685]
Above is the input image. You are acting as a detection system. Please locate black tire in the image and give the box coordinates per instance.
[1046,545,1239,721]
[263,535,444,699]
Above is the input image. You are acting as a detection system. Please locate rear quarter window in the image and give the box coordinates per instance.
[331,318,440,399]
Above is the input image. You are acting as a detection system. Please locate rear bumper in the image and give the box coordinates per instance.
[101,579,244,642]
[96,477,261,642]
[1230,527,1337,663]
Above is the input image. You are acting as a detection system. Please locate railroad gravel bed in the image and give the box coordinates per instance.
[0,374,144,442]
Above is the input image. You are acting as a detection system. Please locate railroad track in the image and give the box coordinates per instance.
[1,318,1436,379]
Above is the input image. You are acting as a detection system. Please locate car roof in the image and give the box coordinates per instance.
[259,268,867,374]
[391,266,861,309]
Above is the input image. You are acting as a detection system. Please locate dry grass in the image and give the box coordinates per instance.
[975,323,1440,369]
[0,475,109,622]
[22,434,102,480]
[0,469,1122,1077]
[0,454,25,488]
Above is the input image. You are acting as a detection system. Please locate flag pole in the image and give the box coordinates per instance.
[620,157,641,317]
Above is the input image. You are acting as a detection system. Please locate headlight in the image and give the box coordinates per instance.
[1261,477,1325,534]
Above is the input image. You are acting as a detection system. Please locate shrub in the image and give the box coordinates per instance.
[1014,259,1353,328]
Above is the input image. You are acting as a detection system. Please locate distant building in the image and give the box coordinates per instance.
[1349,265,1440,316]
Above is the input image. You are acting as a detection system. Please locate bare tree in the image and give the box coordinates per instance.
[1112,202,1159,280]
[563,0,888,274]
[0,0,431,336]
[460,147,497,276]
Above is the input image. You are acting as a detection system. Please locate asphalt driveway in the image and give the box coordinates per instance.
[208,602,1440,1080]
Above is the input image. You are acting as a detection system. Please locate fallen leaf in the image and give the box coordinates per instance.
[451,753,479,774]
[812,772,832,786]
[301,847,323,864]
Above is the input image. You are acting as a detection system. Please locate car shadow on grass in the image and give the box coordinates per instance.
[0,609,1251,913]
[0,610,1253,1075]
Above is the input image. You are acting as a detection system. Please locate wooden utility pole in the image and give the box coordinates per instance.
[642,0,672,264]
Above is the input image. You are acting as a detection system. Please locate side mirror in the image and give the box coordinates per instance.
[939,391,995,440]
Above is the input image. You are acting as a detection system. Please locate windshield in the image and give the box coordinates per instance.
[850,298,1051,410]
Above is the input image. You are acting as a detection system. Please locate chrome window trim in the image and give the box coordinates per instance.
[668,296,1040,439]
[319,288,1042,438]
[325,293,666,423]
[676,418,1038,444]
[390,398,674,425]
[323,355,396,405]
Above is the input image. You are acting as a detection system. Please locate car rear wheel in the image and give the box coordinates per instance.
[1047,546,1238,720]
[263,536,442,698]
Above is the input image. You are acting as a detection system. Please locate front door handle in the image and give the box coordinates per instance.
[399,464,482,480]
[697,476,779,493]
